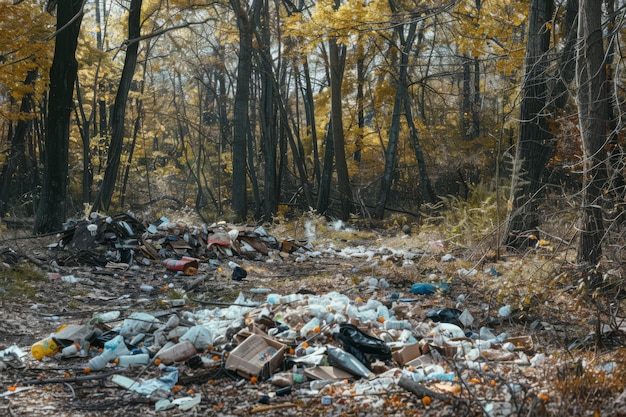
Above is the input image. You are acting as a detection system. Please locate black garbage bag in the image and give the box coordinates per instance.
[426,307,463,327]
[334,323,391,369]
[231,266,248,281]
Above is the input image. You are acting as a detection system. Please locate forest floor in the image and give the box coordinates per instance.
[1,212,626,416]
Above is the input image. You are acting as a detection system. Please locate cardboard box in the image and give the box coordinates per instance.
[405,353,437,369]
[303,366,354,380]
[392,343,423,365]
[225,334,287,380]
[506,336,533,352]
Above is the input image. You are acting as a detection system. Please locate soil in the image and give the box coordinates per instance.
[1,220,625,417]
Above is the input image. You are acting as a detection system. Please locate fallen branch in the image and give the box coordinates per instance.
[251,403,298,413]
[21,369,123,385]
[398,374,450,401]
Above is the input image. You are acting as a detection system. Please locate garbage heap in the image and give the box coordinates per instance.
[20,282,537,415]
[53,213,305,268]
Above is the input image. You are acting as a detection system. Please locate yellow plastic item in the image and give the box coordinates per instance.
[31,325,67,360]
[31,337,59,360]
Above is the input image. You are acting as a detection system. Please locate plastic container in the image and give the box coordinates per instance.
[383,320,412,330]
[119,312,158,337]
[164,258,199,275]
[300,317,320,338]
[31,324,91,360]
[91,310,121,324]
[31,336,59,360]
[310,379,335,390]
[156,340,197,365]
[62,343,80,357]
[87,349,117,371]
[117,353,150,367]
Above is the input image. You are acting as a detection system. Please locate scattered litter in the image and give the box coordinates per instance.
[3,213,549,415]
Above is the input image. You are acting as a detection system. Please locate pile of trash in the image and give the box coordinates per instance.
[0,214,559,415]
[2,282,541,415]
[52,213,308,271]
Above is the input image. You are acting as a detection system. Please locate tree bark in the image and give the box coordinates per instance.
[576,0,609,265]
[503,0,554,247]
[317,122,334,214]
[375,21,417,219]
[92,0,142,212]
[403,88,436,204]
[0,70,37,215]
[230,0,261,221]
[34,0,83,233]
[329,36,352,220]
[255,1,279,221]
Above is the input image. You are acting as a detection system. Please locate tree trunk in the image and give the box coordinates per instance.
[300,57,320,187]
[34,0,83,234]
[73,77,93,207]
[355,38,365,163]
[317,122,334,214]
[92,0,142,212]
[472,57,480,138]
[120,86,142,209]
[375,21,417,219]
[403,88,436,204]
[0,70,37,215]
[461,56,472,140]
[230,0,261,221]
[329,37,352,220]
[576,0,609,265]
[503,0,554,247]
[256,2,278,221]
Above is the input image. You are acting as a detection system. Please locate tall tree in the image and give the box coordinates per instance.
[328,36,352,220]
[230,0,261,221]
[92,0,143,212]
[0,70,37,215]
[375,20,418,219]
[35,0,84,233]
[576,0,609,265]
[503,0,554,247]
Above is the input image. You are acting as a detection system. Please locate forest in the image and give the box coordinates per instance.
[0,0,624,267]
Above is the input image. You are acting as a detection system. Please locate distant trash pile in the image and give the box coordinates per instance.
[52,213,307,269]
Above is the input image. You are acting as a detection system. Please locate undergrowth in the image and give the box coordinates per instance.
[0,263,47,300]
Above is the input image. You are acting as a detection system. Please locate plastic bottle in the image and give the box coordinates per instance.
[309,379,335,390]
[156,340,197,365]
[119,312,157,337]
[87,349,117,371]
[300,317,320,338]
[91,310,121,324]
[31,336,60,360]
[62,343,81,357]
[117,353,150,367]
[384,320,412,330]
